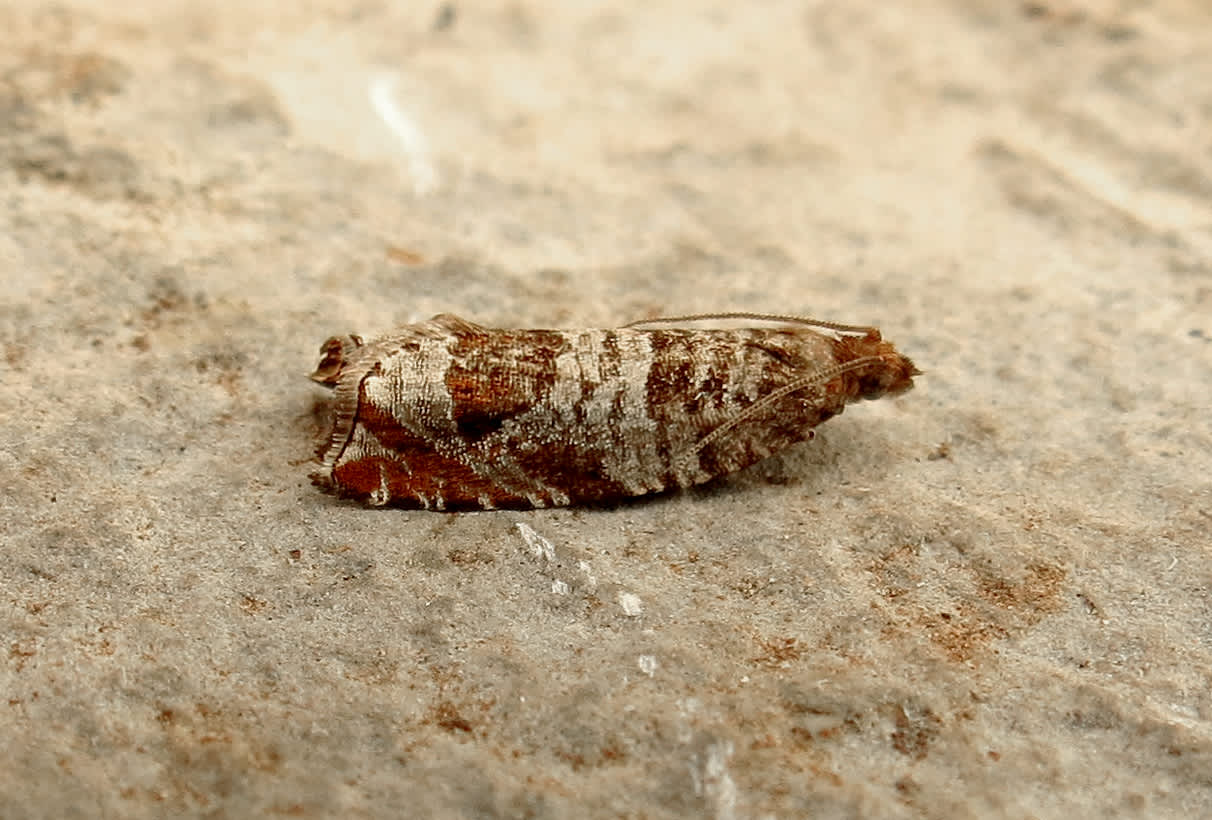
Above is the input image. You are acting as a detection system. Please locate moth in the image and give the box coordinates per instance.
[309,312,919,510]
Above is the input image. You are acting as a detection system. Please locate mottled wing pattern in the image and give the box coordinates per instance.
[312,314,918,509]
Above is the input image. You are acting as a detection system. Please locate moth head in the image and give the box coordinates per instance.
[309,334,364,387]
[860,352,920,399]
[841,332,921,400]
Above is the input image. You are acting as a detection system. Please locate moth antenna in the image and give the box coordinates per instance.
[623,312,878,337]
[676,354,895,466]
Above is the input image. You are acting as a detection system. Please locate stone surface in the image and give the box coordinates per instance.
[2,1,1210,817]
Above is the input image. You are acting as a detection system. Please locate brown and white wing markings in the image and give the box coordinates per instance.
[310,313,918,509]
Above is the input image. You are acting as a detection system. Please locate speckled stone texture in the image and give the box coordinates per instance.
[2,1,1210,818]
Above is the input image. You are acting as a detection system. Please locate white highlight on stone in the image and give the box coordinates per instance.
[701,742,738,820]
[368,73,439,195]
[578,560,597,591]
[551,579,570,595]
[618,592,643,616]
[638,655,657,677]
[516,522,555,561]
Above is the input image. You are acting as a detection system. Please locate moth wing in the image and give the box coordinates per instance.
[418,327,570,445]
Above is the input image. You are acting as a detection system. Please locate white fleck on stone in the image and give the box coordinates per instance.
[551,579,570,595]
[516,522,555,561]
[638,655,657,677]
[578,560,597,591]
[367,74,439,195]
[702,741,737,820]
[618,592,643,616]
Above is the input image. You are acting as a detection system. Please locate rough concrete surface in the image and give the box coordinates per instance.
[3,1,1211,817]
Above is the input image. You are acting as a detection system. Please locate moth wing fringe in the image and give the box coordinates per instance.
[313,367,372,483]
[427,313,491,335]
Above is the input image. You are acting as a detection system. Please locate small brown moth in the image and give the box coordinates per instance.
[309,313,918,510]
